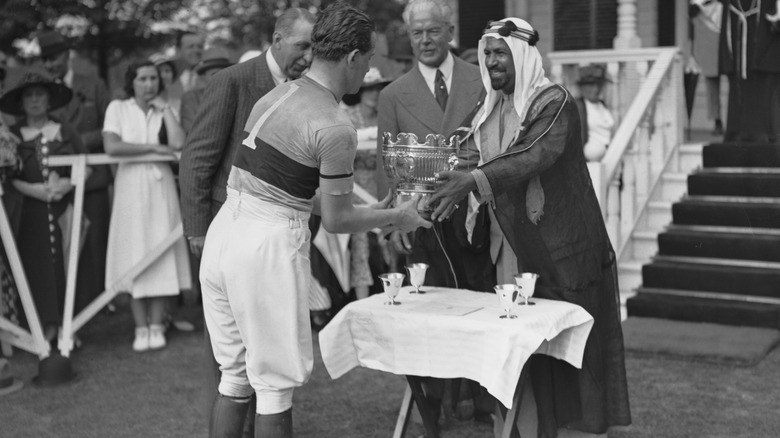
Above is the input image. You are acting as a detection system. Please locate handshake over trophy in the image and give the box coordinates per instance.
[381,132,459,219]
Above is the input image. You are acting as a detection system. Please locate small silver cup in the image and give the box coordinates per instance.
[379,273,405,305]
[514,273,539,306]
[405,263,429,294]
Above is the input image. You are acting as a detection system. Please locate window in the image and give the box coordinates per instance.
[554,0,618,50]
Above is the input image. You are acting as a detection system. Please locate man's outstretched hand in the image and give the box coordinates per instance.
[427,171,477,222]
[390,194,432,234]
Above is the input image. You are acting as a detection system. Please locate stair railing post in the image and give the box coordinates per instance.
[620,140,637,243]
[606,174,621,248]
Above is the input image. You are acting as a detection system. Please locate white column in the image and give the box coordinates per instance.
[506,0,530,18]
[614,0,642,49]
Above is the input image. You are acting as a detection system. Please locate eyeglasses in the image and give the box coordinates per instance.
[483,20,539,46]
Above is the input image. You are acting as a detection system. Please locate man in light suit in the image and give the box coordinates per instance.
[375,0,495,428]
[40,31,113,317]
[177,8,314,438]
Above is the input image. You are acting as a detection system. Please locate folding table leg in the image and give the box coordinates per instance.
[497,363,530,438]
[392,384,414,438]
[406,376,440,438]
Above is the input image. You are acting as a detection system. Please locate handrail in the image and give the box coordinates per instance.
[548,46,683,288]
[601,48,678,186]
[547,47,676,64]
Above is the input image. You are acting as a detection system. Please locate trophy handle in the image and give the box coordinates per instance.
[447,154,459,171]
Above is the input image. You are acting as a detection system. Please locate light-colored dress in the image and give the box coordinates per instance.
[103,98,191,298]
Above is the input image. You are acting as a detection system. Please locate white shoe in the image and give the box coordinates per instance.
[148,324,167,350]
[133,327,150,352]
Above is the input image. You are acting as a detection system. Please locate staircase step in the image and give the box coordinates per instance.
[631,230,658,260]
[702,143,780,168]
[642,258,780,298]
[658,228,780,262]
[678,144,704,173]
[646,201,672,229]
[672,198,780,228]
[626,291,780,329]
[618,260,642,295]
[688,172,780,197]
[667,224,780,236]
[661,173,688,201]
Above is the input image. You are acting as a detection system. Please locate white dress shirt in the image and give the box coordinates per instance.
[266,49,287,86]
[417,52,454,98]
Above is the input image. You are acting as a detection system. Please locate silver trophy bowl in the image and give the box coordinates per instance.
[382,132,459,218]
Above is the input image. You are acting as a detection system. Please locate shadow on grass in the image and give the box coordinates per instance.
[1,300,779,437]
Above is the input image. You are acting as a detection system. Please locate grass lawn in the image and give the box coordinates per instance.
[1,301,779,437]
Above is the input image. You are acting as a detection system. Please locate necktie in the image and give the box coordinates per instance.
[434,69,448,110]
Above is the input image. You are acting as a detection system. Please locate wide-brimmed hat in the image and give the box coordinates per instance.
[361,67,391,89]
[0,359,23,397]
[0,66,73,116]
[195,47,233,75]
[149,52,176,68]
[577,64,611,85]
[37,30,70,59]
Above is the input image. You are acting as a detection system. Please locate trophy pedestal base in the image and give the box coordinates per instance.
[395,185,437,220]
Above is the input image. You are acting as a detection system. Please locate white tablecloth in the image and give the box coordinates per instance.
[319,287,594,409]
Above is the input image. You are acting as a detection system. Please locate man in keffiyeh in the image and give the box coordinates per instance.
[428,18,631,437]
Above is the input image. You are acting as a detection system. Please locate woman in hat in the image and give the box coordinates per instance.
[103,60,190,352]
[0,66,84,343]
[574,64,615,162]
[149,53,182,116]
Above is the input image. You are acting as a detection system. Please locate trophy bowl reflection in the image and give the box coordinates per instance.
[382,132,459,219]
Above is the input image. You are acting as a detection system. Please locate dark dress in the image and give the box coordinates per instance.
[11,121,80,328]
[719,0,780,142]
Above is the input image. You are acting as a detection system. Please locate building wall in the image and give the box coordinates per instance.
[505,0,661,56]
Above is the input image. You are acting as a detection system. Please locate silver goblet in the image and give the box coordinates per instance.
[405,263,429,294]
[379,273,405,305]
[514,273,539,306]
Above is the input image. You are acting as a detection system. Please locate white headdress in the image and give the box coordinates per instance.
[474,18,550,130]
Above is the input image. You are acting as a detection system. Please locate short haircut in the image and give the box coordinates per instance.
[311,1,374,63]
[176,30,201,48]
[275,7,317,36]
[123,60,164,97]
[402,0,454,26]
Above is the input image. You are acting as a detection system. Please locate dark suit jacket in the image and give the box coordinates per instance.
[50,72,112,191]
[375,56,483,198]
[179,53,276,237]
[180,87,204,135]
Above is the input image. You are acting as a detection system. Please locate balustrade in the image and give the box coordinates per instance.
[548,47,683,263]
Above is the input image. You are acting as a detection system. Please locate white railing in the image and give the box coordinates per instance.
[548,47,684,261]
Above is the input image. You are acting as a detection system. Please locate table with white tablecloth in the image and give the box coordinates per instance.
[319,287,594,437]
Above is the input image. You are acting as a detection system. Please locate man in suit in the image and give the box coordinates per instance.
[39,30,113,317]
[180,47,234,135]
[375,0,495,427]
[178,8,315,437]
[175,31,205,93]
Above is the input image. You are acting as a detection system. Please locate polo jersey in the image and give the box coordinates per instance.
[228,76,357,212]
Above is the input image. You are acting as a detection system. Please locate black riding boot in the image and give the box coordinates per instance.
[254,409,293,438]
[209,394,252,438]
